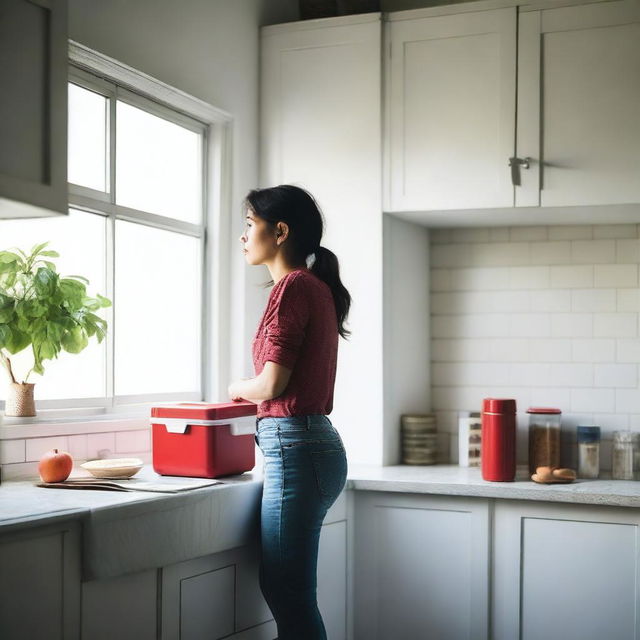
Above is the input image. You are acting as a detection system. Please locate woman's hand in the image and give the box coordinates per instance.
[228,379,247,402]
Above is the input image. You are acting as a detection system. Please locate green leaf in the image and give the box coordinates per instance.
[65,275,90,284]
[0,324,11,348]
[4,327,30,354]
[61,326,88,354]
[42,261,57,271]
[30,241,50,256]
[40,250,59,257]
[0,251,20,264]
[33,267,58,296]
[96,293,112,308]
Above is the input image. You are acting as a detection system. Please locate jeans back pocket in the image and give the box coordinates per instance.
[310,447,347,509]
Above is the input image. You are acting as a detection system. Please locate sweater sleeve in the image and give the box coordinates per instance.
[262,275,310,370]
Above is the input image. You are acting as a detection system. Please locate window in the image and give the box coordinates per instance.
[0,57,226,413]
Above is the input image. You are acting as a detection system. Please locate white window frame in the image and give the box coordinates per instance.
[22,40,234,419]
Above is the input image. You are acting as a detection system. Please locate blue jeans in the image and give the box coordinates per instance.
[255,414,348,640]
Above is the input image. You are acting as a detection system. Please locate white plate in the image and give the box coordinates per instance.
[80,458,144,478]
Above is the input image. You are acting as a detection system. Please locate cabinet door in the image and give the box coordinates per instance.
[0,521,81,640]
[261,16,384,466]
[493,500,640,640]
[386,8,517,212]
[0,0,68,218]
[517,1,640,208]
[353,491,490,640]
[317,520,348,640]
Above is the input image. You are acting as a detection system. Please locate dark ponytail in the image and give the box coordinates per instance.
[242,184,352,339]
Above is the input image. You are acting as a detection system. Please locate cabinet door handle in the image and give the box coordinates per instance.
[508,156,531,186]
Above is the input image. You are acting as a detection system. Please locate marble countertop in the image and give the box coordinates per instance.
[348,464,640,508]
[4,463,640,532]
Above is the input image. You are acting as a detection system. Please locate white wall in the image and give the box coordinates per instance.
[68,0,300,392]
[429,223,640,471]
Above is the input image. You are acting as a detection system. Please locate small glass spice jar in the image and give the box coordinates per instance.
[612,431,638,480]
[401,414,438,466]
[527,407,562,475]
[577,425,600,479]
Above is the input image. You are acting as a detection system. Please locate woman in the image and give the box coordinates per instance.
[228,184,351,639]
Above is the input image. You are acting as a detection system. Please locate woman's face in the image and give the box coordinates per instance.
[239,210,279,265]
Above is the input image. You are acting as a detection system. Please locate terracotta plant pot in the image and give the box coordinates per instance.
[5,382,36,417]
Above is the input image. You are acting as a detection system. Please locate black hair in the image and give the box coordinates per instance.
[242,184,351,339]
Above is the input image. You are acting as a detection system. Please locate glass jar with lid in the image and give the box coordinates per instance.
[527,407,562,475]
[577,425,600,479]
[611,430,639,480]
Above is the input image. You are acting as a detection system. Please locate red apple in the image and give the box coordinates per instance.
[38,448,73,482]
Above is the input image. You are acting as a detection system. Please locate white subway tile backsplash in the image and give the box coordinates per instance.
[550,265,594,288]
[529,242,572,265]
[489,228,510,242]
[26,436,69,462]
[549,363,594,387]
[529,290,571,312]
[508,314,551,338]
[489,338,530,362]
[571,339,615,363]
[429,223,640,462]
[115,429,151,453]
[595,264,638,288]
[571,289,616,312]
[571,240,615,264]
[593,313,637,338]
[429,229,452,245]
[449,228,490,243]
[86,433,116,459]
[1,439,25,464]
[508,266,550,290]
[528,338,572,363]
[548,225,593,240]
[615,389,640,414]
[509,226,548,242]
[471,242,530,267]
[617,289,640,312]
[431,338,491,362]
[450,267,510,290]
[616,239,640,263]
[551,314,593,338]
[67,434,88,460]
[571,388,615,413]
[616,339,640,363]
[594,364,637,388]
[430,269,451,292]
[508,363,552,386]
[593,224,637,240]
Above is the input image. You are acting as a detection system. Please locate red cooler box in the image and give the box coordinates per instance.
[150,401,257,478]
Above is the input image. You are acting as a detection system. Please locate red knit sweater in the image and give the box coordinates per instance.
[252,268,338,418]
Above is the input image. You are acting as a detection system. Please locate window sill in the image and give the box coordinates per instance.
[0,408,154,439]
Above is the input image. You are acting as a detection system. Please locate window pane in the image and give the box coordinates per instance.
[116,101,203,224]
[0,210,108,400]
[114,221,201,396]
[68,83,109,191]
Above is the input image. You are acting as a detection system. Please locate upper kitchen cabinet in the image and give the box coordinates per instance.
[384,7,517,212]
[0,0,68,219]
[261,14,390,465]
[517,0,640,208]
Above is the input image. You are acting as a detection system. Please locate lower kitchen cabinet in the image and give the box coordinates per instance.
[353,491,490,640]
[493,500,640,640]
[0,520,81,640]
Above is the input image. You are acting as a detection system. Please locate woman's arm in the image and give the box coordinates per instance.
[228,361,292,403]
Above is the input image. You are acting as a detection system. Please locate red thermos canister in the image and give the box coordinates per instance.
[481,398,517,482]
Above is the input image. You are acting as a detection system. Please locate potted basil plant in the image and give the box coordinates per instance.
[0,242,112,417]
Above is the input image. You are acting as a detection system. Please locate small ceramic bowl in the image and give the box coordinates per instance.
[80,458,144,479]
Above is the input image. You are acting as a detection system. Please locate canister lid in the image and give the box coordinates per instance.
[577,425,601,443]
[482,398,516,414]
[526,407,561,414]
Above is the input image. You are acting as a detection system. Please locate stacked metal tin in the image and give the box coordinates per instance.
[401,413,437,465]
